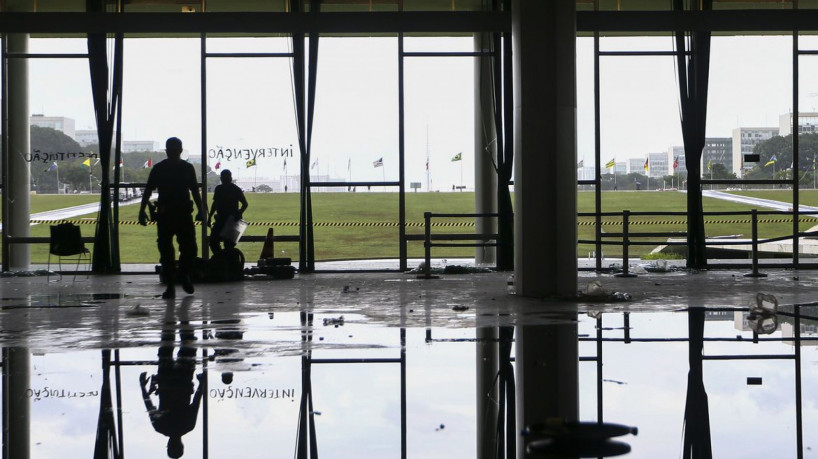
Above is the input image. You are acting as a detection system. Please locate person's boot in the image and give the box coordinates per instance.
[181,275,194,295]
[162,284,176,299]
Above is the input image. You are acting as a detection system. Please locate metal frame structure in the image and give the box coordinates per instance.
[0,7,511,273]
[577,6,818,272]
[6,5,818,271]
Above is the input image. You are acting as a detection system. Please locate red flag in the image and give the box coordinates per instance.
[673,156,679,170]
[215,161,221,170]
[143,159,153,168]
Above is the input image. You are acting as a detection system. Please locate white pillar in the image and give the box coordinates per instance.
[3,348,31,459]
[515,322,579,458]
[474,32,498,266]
[476,326,499,459]
[6,28,32,269]
[512,0,577,297]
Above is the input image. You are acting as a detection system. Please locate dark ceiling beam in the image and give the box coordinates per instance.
[0,11,509,34]
[577,10,818,33]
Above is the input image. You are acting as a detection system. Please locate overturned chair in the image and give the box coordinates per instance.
[47,222,90,282]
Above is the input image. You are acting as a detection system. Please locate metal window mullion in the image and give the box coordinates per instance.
[1,34,7,273]
[201,33,209,261]
[399,31,407,271]
[204,52,294,58]
[594,28,602,271]
[5,53,87,58]
[793,30,800,268]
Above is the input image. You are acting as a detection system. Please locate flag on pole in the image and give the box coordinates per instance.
[605,158,616,169]
[45,162,57,172]
[707,160,712,171]
[673,156,679,170]
[643,158,649,172]
[82,158,91,168]
[577,159,584,168]
[142,158,152,168]
[451,152,462,162]
[765,155,777,167]
[373,157,383,168]
[311,159,318,170]
[348,158,351,172]
[246,158,256,168]
[214,161,221,170]
[283,158,287,170]
[425,159,429,171]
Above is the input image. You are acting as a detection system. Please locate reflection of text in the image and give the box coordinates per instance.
[208,146,294,161]
[26,150,99,163]
[26,388,99,401]
[210,387,296,400]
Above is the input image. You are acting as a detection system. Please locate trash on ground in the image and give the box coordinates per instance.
[323,316,344,327]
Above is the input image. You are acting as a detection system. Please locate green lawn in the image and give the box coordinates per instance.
[13,190,815,263]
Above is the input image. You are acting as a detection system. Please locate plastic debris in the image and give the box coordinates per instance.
[323,316,344,327]
[748,293,778,335]
[126,304,150,317]
[579,281,632,303]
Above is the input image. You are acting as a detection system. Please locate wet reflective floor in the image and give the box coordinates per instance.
[1,268,817,458]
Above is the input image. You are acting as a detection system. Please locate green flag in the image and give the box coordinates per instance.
[451,152,462,162]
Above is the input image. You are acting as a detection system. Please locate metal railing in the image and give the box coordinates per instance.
[405,211,499,279]
[579,209,818,275]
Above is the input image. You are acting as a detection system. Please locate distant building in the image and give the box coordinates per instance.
[75,129,101,146]
[668,146,687,175]
[702,137,733,175]
[614,161,627,175]
[732,127,778,176]
[646,152,669,178]
[123,140,158,152]
[779,112,818,137]
[30,114,75,139]
[577,166,596,181]
[628,158,646,175]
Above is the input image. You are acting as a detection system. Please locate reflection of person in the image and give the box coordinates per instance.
[140,297,203,459]
[139,137,204,299]
[207,169,248,254]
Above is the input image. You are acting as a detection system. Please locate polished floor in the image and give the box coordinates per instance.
[1,263,816,458]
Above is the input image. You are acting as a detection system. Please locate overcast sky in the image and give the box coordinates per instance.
[24,33,818,189]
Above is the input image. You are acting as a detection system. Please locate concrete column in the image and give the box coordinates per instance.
[474,32,497,266]
[476,326,499,459]
[3,348,31,459]
[512,0,577,297]
[6,31,32,270]
[515,321,579,458]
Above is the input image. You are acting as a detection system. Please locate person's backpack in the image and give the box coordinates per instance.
[207,247,245,282]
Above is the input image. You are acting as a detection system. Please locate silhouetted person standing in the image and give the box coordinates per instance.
[139,137,204,299]
[207,169,248,254]
[140,296,203,458]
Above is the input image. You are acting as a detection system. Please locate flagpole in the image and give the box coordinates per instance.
[56,165,60,194]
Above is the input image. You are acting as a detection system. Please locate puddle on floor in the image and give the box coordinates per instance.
[3,307,818,458]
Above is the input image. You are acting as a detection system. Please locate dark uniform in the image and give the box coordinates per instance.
[147,158,199,285]
[209,181,247,254]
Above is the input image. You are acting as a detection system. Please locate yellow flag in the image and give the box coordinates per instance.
[82,158,91,167]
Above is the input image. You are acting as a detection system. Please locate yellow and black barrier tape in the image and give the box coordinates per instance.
[27,219,476,228]
[578,218,799,226]
[24,217,806,227]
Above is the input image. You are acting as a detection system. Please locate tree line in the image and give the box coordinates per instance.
[29,126,217,193]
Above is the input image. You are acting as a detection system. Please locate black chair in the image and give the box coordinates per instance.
[48,223,90,282]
